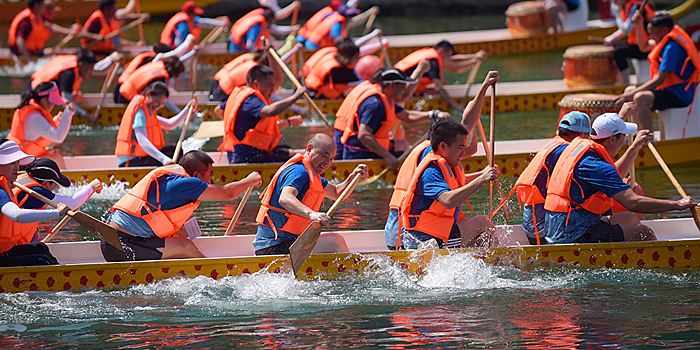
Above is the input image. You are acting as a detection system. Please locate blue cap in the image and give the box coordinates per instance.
[559,111,591,133]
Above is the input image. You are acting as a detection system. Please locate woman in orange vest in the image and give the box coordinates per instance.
[103,150,262,262]
[604,0,655,84]
[116,57,187,115]
[228,7,296,53]
[616,13,700,134]
[399,119,497,249]
[0,139,69,267]
[8,82,74,168]
[8,0,80,62]
[14,158,102,243]
[305,38,362,99]
[253,133,367,255]
[298,5,360,50]
[115,82,197,168]
[160,1,229,50]
[209,50,268,102]
[543,112,696,244]
[80,0,146,55]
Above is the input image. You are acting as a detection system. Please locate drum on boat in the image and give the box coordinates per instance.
[563,45,619,87]
[558,93,620,122]
[505,1,549,37]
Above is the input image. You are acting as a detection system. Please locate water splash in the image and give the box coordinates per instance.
[56,181,131,202]
[182,135,209,153]
[0,57,52,77]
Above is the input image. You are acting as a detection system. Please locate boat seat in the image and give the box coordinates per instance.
[631,58,651,84]
[312,232,350,253]
[48,241,106,264]
[562,0,589,32]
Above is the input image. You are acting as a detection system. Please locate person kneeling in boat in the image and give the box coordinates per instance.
[395,41,487,112]
[228,6,297,53]
[102,150,262,262]
[218,65,305,164]
[305,38,363,100]
[116,56,188,114]
[0,139,69,267]
[8,82,74,168]
[513,111,592,245]
[15,158,102,242]
[399,119,498,249]
[25,49,123,124]
[544,112,698,244]
[615,13,700,134]
[115,82,198,168]
[160,1,229,50]
[340,68,449,168]
[253,134,368,255]
[80,0,148,55]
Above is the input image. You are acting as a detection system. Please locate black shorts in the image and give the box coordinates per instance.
[0,242,59,267]
[652,89,690,111]
[100,230,165,262]
[255,240,295,256]
[435,224,462,249]
[572,219,625,244]
[209,80,229,102]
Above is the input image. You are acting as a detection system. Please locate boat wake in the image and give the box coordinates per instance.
[0,57,52,77]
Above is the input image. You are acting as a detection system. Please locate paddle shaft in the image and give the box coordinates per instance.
[291,6,299,76]
[478,86,510,224]
[95,62,120,118]
[461,59,483,110]
[363,12,377,36]
[224,186,254,236]
[172,101,196,162]
[53,32,76,51]
[86,16,147,48]
[201,25,226,46]
[378,33,391,68]
[266,45,334,130]
[647,143,687,197]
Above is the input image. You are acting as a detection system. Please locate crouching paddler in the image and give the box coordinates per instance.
[253,134,368,256]
[102,150,262,262]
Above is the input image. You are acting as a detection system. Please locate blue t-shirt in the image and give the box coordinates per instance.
[218,95,267,142]
[171,16,203,47]
[658,40,697,104]
[253,163,329,251]
[522,143,567,237]
[108,174,209,238]
[16,186,56,210]
[343,95,404,159]
[544,150,630,244]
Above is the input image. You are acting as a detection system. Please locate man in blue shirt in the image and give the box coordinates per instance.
[253,134,368,255]
[544,112,698,244]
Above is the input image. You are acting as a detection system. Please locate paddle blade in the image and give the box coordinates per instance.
[70,211,123,251]
[195,120,225,139]
[289,222,322,275]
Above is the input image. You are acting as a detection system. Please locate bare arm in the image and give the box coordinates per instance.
[433,78,461,111]
[461,71,498,132]
[198,172,262,201]
[358,123,398,169]
[612,188,697,213]
[259,88,305,117]
[278,186,331,226]
[395,109,433,124]
[323,165,367,200]
[615,129,653,177]
[437,166,497,209]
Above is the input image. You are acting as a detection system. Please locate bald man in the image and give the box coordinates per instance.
[253,134,368,255]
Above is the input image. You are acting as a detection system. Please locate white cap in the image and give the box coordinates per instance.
[591,113,638,139]
[0,140,35,166]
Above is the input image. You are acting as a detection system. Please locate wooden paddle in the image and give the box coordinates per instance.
[265,43,334,131]
[358,132,429,186]
[52,19,81,52]
[488,85,495,220]
[13,182,123,251]
[479,84,511,224]
[588,36,605,43]
[647,143,700,229]
[378,33,391,68]
[172,100,197,162]
[289,173,361,275]
[224,185,254,236]
[461,59,483,111]
[94,61,120,121]
[85,16,148,49]
[201,25,226,46]
[194,120,224,139]
[363,12,377,36]
[43,182,99,243]
[291,5,300,76]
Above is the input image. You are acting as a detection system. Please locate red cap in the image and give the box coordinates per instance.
[182,1,204,15]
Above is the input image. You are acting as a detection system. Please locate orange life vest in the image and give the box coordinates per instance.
[112,165,201,238]
[340,83,397,151]
[7,102,59,157]
[303,47,337,77]
[30,55,82,92]
[255,153,325,236]
[214,54,260,96]
[298,6,333,40]
[218,86,281,152]
[118,52,156,84]
[114,95,165,159]
[621,0,654,45]
[305,53,355,99]
[8,8,52,52]
[0,178,24,254]
[515,136,569,207]
[334,81,371,132]
[389,140,432,210]
[118,60,170,101]
[81,9,121,52]
[395,48,444,94]
[12,174,46,244]
[544,138,621,216]
[649,25,700,91]
[399,152,467,242]
[160,11,202,48]
[229,9,269,50]
[305,12,347,48]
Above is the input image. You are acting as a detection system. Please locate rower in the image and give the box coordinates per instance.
[25,49,123,124]
[102,150,262,262]
[384,71,499,250]
[395,41,487,112]
[544,111,698,244]
[8,82,74,167]
[541,0,580,33]
[210,49,272,102]
[115,82,197,168]
[513,111,591,245]
[8,0,80,62]
[399,119,498,249]
[227,7,297,53]
[116,56,188,114]
[603,0,655,84]
[253,133,367,255]
[305,38,362,99]
[0,139,69,267]
[160,1,229,50]
[615,13,700,134]
[295,2,361,50]
[14,158,102,242]
[80,0,148,55]
[339,68,443,167]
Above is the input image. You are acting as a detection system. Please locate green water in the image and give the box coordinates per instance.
[1,9,700,349]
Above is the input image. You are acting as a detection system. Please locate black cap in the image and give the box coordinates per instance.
[26,158,71,187]
[371,67,419,86]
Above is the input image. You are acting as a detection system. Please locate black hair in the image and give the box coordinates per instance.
[247,65,275,86]
[28,0,44,10]
[430,118,469,151]
[557,127,582,139]
[143,81,170,98]
[179,150,214,176]
[17,82,54,109]
[162,57,186,78]
[99,0,116,12]
[152,42,172,54]
[251,49,269,65]
[335,38,360,66]
[647,13,674,30]
[434,40,456,55]
[76,48,97,64]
